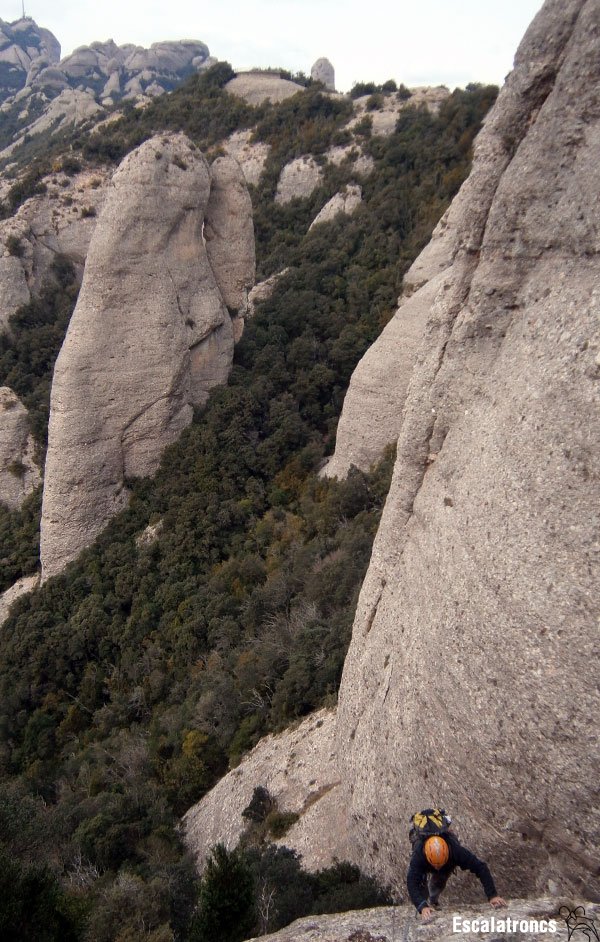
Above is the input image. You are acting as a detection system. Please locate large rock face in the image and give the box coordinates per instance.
[0,387,40,509]
[204,156,256,341]
[40,134,248,579]
[322,209,455,478]
[335,0,600,904]
[183,710,351,874]
[275,156,323,205]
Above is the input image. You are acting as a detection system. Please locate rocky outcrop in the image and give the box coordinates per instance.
[311,58,335,91]
[0,573,40,626]
[0,387,40,509]
[335,0,600,903]
[275,156,323,205]
[40,133,250,579]
[247,900,598,942]
[346,86,450,137]
[205,156,255,341]
[225,72,304,106]
[0,164,110,328]
[224,130,271,186]
[0,254,30,330]
[322,209,455,478]
[0,17,60,103]
[248,269,289,319]
[183,710,351,873]
[309,185,362,230]
[0,21,210,154]
[325,143,375,178]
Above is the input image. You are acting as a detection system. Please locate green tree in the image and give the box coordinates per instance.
[191,845,255,942]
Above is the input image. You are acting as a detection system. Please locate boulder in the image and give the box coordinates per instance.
[335,0,600,902]
[40,134,235,579]
[310,57,335,91]
[225,73,304,106]
[183,710,351,874]
[309,184,362,230]
[204,155,255,339]
[0,387,40,509]
[275,156,323,205]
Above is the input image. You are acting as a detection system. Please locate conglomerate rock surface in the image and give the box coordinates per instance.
[40,133,246,579]
[205,155,256,341]
[244,900,598,942]
[0,387,40,509]
[322,208,455,478]
[183,710,351,874]
[334,0,600,903]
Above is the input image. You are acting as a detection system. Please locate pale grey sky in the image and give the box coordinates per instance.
[11,0,544,92]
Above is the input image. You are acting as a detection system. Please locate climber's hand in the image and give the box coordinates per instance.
[420,907,435,923]
[490,897,507,908]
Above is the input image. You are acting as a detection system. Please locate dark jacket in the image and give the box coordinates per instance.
[407,833,497,913]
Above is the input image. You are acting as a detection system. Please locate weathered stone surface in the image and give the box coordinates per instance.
[346,86,450,137]
[40,133,234,579]
[0,165,110,324]
[311,57,335,91]
[322,209,456,478]
[225,73,304,106]
[248,269,289,318]
[0,17,60,103]
[325,143,375,178]
[336,0,600,903]
[224,129,271,186]
[0,254,30,330]
[183,710,351,873]
[0,387,40,509]
[246,900,598,942]
[0,573,40,626]
[309,185,362,230]
[205,156,255,340]
[0,23,211,154]
[1,88,102,158]
[275,156,323,205]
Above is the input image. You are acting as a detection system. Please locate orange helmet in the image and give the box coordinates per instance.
[424,835,449,869]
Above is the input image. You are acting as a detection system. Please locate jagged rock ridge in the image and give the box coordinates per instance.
[333,0,600,902]
[0,18,211,156]
[40,133,254,579]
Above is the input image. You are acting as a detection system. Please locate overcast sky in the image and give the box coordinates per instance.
[11,0,544,92]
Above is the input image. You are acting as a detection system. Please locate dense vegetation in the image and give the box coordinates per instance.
[0,69,497,939]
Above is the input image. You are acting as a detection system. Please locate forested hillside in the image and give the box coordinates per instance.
[0,65,496,940]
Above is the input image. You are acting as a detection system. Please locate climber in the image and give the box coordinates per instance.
[406,809,507,923]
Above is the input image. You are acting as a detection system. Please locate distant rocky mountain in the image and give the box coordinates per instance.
[0,16,61,100]
[0,17,212,155]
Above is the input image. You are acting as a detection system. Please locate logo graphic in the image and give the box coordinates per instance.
[559,906,599,942]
